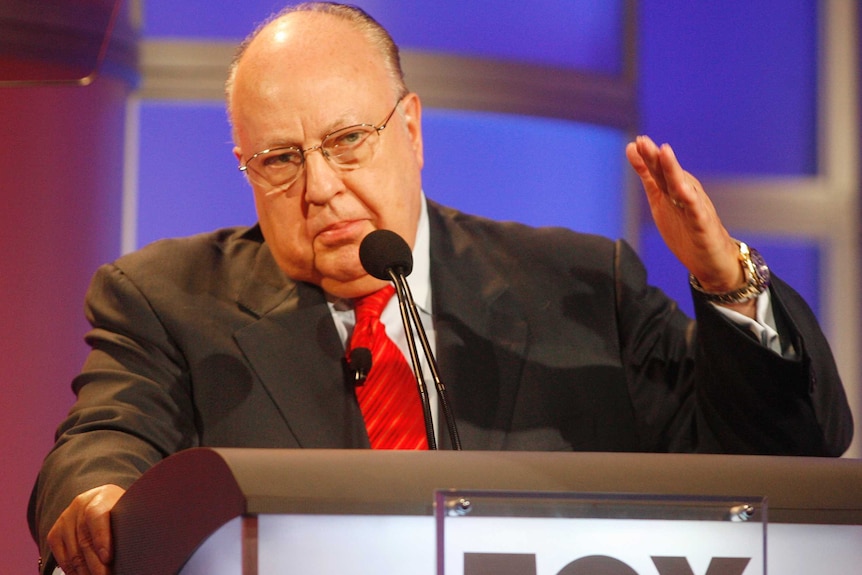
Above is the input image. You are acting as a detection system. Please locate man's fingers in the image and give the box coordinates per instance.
[48,513,87,575]
[76,522,110,575]
[48,514,102,575]
[47,484,125,575]
[635,135,668,192]
[77,496,114,574]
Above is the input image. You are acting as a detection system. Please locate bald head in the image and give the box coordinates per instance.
[226,2,407,130]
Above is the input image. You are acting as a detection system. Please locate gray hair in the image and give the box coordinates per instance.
[225,2,408,126]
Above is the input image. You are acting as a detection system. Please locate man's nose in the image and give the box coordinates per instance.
[302,148,342,205]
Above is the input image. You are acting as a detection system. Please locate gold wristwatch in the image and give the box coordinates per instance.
[689,240,770,304]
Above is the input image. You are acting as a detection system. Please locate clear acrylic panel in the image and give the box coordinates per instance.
[436,490,767,575]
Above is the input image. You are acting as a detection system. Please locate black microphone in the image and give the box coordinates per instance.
[348,347,372,385]
[359,229,462,451]
[359,228,413,279]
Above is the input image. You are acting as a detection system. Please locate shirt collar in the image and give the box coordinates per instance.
[407,193,432,314]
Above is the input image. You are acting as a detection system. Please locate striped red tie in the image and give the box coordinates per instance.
[349,285,428,450]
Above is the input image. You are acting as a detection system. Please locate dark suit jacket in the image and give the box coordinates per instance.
[29,200,853,568]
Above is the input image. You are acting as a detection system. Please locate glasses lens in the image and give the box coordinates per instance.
[323,125,377,167]
[248,147,303,187]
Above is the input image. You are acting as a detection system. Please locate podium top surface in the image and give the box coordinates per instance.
[120,448,862,522]
[110,449,862,575]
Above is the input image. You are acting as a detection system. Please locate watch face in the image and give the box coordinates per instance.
[750,248,771,284]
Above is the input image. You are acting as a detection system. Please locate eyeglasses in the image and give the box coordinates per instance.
[239,97,404,192]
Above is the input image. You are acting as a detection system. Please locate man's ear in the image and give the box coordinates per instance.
[401,92,424,169]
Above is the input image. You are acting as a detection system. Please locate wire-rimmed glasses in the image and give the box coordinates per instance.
[238,97,404,193]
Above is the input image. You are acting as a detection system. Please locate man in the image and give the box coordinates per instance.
[29,3,853,575]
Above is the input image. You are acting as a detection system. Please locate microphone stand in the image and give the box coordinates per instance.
[390,270,462,451]
[388,267,437,450]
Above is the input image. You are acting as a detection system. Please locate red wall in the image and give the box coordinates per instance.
[0,76,128,572]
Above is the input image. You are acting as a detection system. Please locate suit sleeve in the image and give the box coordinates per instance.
[613,239,853,455]
[690,274,853,455]
[27,263,199,572]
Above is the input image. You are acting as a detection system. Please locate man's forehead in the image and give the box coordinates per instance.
[238,13,387,93]
[258,11,357,51]
[239,13,382,83]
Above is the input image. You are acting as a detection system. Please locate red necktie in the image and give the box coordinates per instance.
[349,285,428,450]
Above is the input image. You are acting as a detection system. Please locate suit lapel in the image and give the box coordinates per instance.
[428,203,528,450]
[233,241,368,448]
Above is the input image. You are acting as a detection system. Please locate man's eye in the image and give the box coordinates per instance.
[263,150,301,168]
[331,129,368,149]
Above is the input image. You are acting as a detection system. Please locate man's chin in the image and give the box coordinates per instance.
[319,274,388,299]
[298,247,389,297]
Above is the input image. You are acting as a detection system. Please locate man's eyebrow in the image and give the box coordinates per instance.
[259,140,302,151]
[255,109,369,151]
